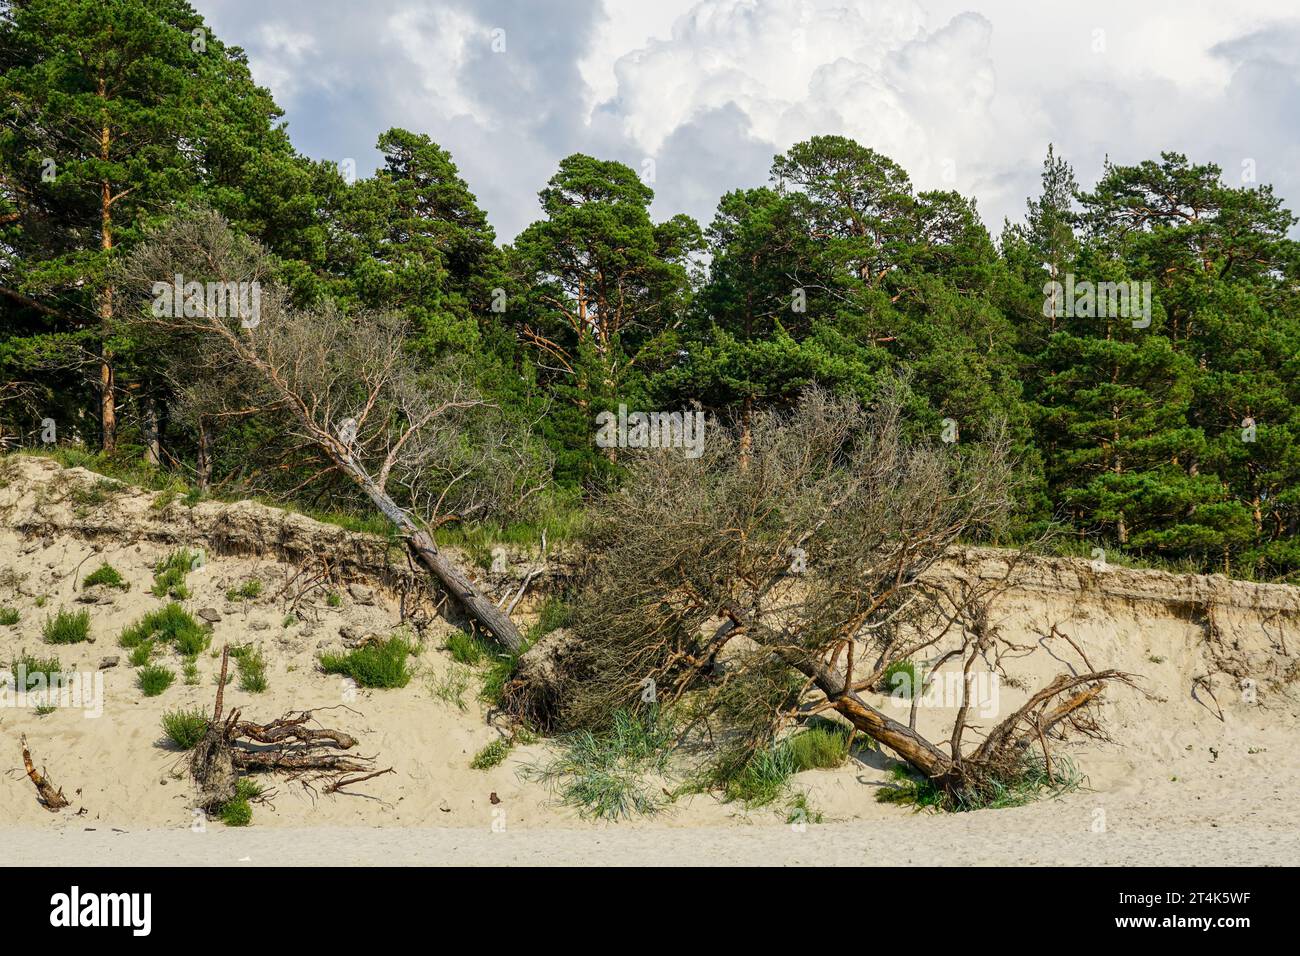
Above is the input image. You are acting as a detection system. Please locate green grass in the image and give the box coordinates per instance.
[874,755,1083,812]
[722,718,857,807]
[151,548,199,599]
[7,653,63,689]
[880,659,920,697]
[183,659,200,685]
[43,608,90,644]
[225,579,262,602]
[137,664,175,697]
[232,644,268,693]
[783,718,855,770]
[119,603,210,656]
[785,792,824,825]
[217,778,265,827]
[82,562,128,590]
[0,606,18,626]
[325,591,342,608]
[320,635,415,689]
[521,709,675,821]
[443,629,491,666]
[528,596,573,641]
[470,738,512,770]
[427,662,474,709]
[127,641,155,667]
[34,702,57,715]
[161,707,210,749]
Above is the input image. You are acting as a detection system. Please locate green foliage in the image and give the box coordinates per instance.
[137,664,176,697]
[82,563,128,590]
[151,549,199,599]
[128,641,154,667]
[720,718,856,806]
[470,739,512,770]
[875,756,1082,812]
[522,710,675,820]
[443,630,490,666]
[161,708,210,750]
[7,653,63,688]
[231,644,268,693]
[43,608,90,645]
[880,660,920,698]
[119,603,209,656]
[225,579,262,602]
[217,779,265,827]
[0,607,18,626]
[320,636,414,688]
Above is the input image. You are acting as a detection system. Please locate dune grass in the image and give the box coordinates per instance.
[43,608,90,645]
[320,635,415,689]
[161,707,210,750]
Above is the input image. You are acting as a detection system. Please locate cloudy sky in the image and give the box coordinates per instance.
[200,0,1300,242]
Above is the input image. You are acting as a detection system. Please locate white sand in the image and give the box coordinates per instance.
[2,456,1298,866]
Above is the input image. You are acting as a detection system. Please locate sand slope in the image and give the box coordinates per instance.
[2,455,1297,865]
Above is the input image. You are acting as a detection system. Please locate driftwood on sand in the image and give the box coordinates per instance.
[20,734,69,811]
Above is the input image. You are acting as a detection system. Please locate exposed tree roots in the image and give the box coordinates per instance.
[189,647,390,810]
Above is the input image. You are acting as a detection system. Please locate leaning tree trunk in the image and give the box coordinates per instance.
[334,453,524,653]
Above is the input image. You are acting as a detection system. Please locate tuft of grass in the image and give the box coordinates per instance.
[724,746,797,807]
[128,641,155,667]
[521,709,675,821]
[720,718,856,807]
[119,603,210,656]
[470,738,512,770]
[0,606,19,626]
[880,659,920,697]
[320,635,414,689]
[528,597,573,641]
[325,591,342,608]
[783,718,855,770]
[183,659,200,685]
[443,629,491,666]
[7,653,63,689]
[137,664,175,697]
[427,662,473,710]
[161,707,210,750]
[43,608,90,645]
[225,579,262,602]
[151,548,199,599]
[231,644,269,693]
[785,792,824,825]
[34,703,57,715]
[217,778,265,827]
[82,562,128,590]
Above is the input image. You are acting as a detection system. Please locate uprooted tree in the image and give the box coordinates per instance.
[113,209,551,651]
[190,647,392,810]
[506,386,1132,807]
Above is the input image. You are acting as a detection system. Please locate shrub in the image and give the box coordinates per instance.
[161,708,209,749]
[183,659,200,685]
[320,636,414,688]
[82,563,128,590]
[225,579,262,602]
[0,606,19,626]
[137,664,175,697]
[119,603,209,656]
[151,548,199,599]
[471,739,511,770]
[723,746,796,807]
[128,641,154,667]
[7,653,63,689]
[232,644,268,693]
[43,608,90,645]
[217,778,265,826]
